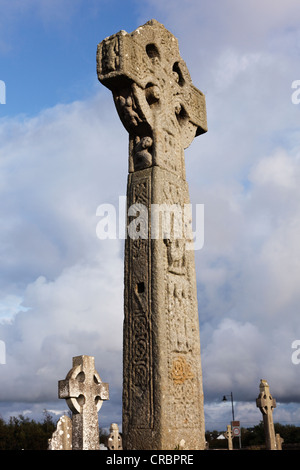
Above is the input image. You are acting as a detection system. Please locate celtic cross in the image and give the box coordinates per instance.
[224,424,233,450]
[59,355,109,450]
[97,19,207,450]
[256,379,277,450]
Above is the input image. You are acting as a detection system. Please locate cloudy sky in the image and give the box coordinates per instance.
[1,0,300,434]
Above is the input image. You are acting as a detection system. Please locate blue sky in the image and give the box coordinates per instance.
[1,0,141,116]
[1,0,300,438]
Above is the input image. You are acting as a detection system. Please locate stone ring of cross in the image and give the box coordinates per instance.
[65,364,104,414]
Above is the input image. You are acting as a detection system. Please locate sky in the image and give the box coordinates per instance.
[1,0,300,437]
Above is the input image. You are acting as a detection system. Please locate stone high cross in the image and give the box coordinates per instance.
[256,379,277,450]
[59,355,109,450]
[97,19,207,450]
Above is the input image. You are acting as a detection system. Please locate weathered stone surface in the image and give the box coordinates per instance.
[58,355,109,450]
[97,19,206,450]
[107,423,123,450]
[256,379,277,450]
[48,415,72,450]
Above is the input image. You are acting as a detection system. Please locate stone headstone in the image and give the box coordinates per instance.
[276,433,284,450]
[58,355,109,450]
[224,424,233,450]
[48,415,72,450]
[256,379,277,450]
[97,19,207,450]
[106,423,122,450]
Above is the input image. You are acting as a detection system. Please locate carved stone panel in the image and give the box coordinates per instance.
[123,173,153,430]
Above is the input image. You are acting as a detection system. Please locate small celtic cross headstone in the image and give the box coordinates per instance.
[256,379,277,450]
[107,423,123,450]
[58,355,109,450]
[224,424,233,450]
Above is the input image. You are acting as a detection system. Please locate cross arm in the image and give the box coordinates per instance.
[98,382,109,400]
[58,378,82,400]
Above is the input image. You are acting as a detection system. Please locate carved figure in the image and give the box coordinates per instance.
[115,93,143,128]
[133,136,153,170]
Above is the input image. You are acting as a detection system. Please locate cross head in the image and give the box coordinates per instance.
[256,379,276,415]
[97,19,207,178]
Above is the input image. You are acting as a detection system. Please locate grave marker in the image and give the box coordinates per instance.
[59,355,109,450]
[224,424,233,450]
[48,415,72,450]
[107,423,123,450]
[256,379,277,450]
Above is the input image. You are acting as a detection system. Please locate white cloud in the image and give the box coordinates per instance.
[0,92,127,290]
[202,317,300,409]
[249,150,298,189]
[0,295,28,323]
[202,318,266,395]
[0,92,126,419]
[140,0,300,55]
[213,50,268,92]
